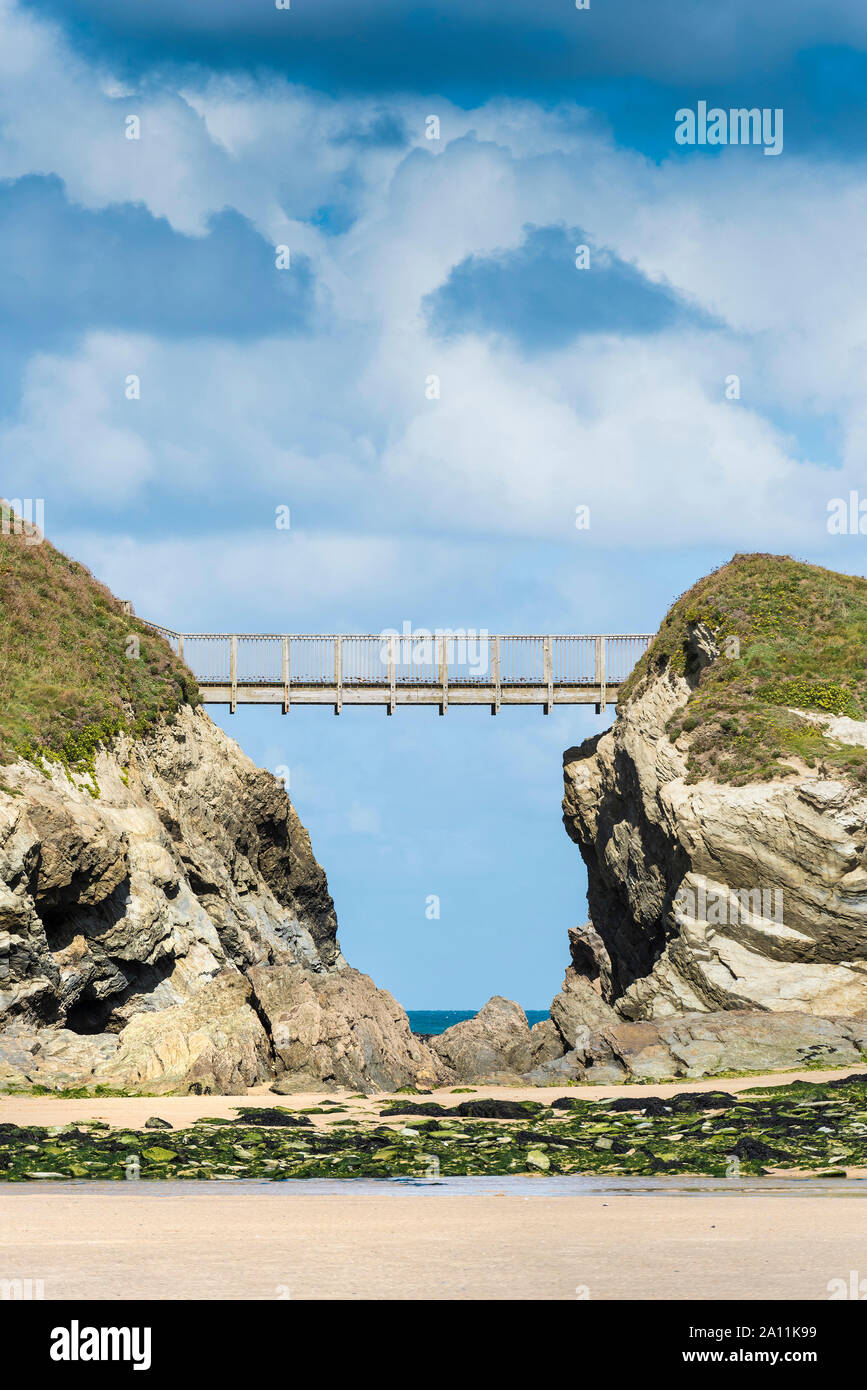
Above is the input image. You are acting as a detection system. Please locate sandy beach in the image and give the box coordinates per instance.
[2,1064,862,1131]
[1,1179,865,1300]
[2,1067,867,1299]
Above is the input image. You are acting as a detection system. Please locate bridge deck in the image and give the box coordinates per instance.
[142,627,652,714]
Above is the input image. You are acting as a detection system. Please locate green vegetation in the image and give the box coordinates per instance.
[0,517,198,776]
[3,1077,867,1179]
[0,1084,151,1099]
[619,553,867,786]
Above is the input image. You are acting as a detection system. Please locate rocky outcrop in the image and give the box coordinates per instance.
[428,997,537,1081]
[562,654,867,1021]
[426,558,867,1088]
[549,964,620,1047]
[408,996,572,1084]
[94,970,272,1095]
[250,963,443,1093]
[414,986,867,1086]
[562,1009,867,1084]
[0,706,445,1093]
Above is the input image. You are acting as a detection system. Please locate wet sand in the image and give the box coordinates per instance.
[1,1064,861,1131]
[1,1180,866,1300]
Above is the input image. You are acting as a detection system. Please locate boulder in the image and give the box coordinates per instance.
[528,1017,565,1066]
[429,996,535,1081]
[248,962,445,1093]
[0,1026,120,1091]
[549,966,619,1049]
[523,1050,587,1086]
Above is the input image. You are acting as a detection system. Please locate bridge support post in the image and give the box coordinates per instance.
[387,636,396,715]
[438,634,448,715]
[334,636,343,715]
[177,634,184,664]
[491,635,500,715]
[594,635,607,714]
[282,637,290,714]
[543,635,553,715]
[230,635,238,714]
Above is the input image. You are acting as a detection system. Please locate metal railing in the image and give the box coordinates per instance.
[143,624,651,698]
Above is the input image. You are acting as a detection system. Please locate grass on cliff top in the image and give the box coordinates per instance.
[0,518,198,774]
[619,553,867,787]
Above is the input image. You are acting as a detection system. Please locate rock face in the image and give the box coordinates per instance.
[562,661,867,1020]
[0,706,443,1093]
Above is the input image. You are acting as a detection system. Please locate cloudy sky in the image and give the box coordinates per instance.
[3,0,866,1007]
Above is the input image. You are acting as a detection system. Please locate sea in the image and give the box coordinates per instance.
[407,1009,549,1036]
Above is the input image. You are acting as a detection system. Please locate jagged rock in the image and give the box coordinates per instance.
[549,966,619,1049]
[563,667,867,1019]
[566,923,612,995]
[248,962,445,1093]
[528,1018,565,1066]
[429,996,535,1081]
[0,706,338,1038]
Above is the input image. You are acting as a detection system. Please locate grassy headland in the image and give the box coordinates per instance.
[0,517,197,774]
[620,553,867,786]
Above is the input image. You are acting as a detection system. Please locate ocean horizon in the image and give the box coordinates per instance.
[407,1009,550,1036]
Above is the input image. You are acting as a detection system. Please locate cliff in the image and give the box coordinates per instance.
[417,554,867,1088]
[0,523,442,1093]
[562,554,867,1020]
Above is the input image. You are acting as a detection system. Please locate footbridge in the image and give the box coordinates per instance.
[144,626,653,715]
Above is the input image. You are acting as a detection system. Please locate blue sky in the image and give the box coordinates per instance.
[3,0,867,1006]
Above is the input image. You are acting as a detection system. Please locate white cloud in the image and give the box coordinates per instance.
[56,525,500,634]
[0,0,864,569]
[2,343,155,504]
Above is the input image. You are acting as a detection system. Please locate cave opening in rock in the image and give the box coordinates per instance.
[62,955,178,1035]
